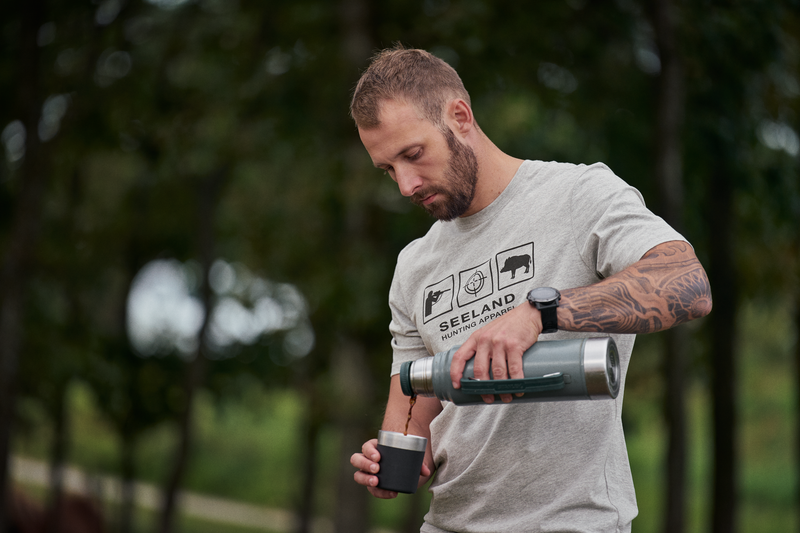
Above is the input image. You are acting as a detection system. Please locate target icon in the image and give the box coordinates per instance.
[457,260,494,307]
[464,270,486,295]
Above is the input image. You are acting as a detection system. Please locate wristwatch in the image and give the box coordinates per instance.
[527,287,561,334]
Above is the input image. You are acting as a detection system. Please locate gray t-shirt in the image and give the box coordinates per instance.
[388,160,685,533]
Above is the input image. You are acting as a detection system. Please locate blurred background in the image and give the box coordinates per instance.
[0,0,798,532]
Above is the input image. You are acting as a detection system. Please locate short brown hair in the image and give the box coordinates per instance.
[350,45,471,130]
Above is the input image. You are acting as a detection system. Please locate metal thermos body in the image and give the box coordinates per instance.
[399,337,620,405]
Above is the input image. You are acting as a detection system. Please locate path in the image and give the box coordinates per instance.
[11,456,392,533]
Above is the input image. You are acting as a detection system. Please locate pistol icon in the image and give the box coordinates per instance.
[425,288,451,317]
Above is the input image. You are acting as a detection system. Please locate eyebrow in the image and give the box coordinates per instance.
[372,143,420,169]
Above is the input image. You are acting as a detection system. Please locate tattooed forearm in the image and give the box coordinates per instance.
[558,241,712,334]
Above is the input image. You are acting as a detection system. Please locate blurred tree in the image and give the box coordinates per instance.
[13,2,181,531]
[678,3,787,531]
[649,0,688,531]
[0,0,49,530]
[722,5,800,528]
[158,168,227,533]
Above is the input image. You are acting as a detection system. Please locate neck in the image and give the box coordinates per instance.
[464,134,524,216]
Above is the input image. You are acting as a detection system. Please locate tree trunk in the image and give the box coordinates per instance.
[662,327,688,531]
[295,374,324,533]
[119,433,137,533]
[650,0,688,531]
[158,353,207,533]
[331,2,376,532]
[157,168,226,533]
[331,339,373,533]
[0,1,46,531]
[795,291,800,533]
[708,162,738,533]
[43,381,70,533]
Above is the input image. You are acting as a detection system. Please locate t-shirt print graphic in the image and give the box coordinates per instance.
[457,259,494,307]
[422,275,454,323]
[496,242,535,290]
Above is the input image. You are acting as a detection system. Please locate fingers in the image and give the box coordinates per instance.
[350,441,379,487]
[350,451,379,476]
[506,347,526,400]
[473,341,495,404]
[452,345,500,404]
[371,487,399,499]
[352,463,398,499]
[421,462,432,478]
[484,342,525,403]
[351,440,399,499]
[361,438,380,463]
[449,305,538,404]
[490,347,511,404]
[353,470,399,498]
[450,340,475,389]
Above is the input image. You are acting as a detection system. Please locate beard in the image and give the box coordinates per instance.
[411,128,478,221]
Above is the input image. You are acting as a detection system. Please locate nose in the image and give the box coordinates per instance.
[394,166,423,197]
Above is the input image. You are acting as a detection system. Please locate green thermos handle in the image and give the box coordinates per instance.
[459,372,565,395]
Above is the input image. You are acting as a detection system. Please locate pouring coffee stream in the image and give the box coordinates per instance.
[404,394,417,436]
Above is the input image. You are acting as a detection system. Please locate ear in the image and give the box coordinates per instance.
[445,99,474,136]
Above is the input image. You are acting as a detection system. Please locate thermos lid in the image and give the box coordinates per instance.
[399,357,435,398]
[399,361,413,397]
[378,430,428,452]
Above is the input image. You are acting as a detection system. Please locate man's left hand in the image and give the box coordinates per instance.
[449,303,543,404]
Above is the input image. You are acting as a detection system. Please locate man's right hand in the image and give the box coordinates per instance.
[351,438,433,499]
[351,438,398,499]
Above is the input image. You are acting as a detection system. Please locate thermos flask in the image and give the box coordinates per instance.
[399,337,620,405]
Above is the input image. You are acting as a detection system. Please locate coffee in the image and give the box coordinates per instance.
[403,394,417,436]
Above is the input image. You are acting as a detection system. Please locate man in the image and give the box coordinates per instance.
[349,46,712,533]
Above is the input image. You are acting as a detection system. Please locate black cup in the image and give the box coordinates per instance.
[376,430,427,494]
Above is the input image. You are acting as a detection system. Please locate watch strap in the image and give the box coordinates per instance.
[537,303,558,334]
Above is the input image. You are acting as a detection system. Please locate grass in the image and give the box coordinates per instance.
[12,300,799,532]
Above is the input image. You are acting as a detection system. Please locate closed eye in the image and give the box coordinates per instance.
[380,165,395,180]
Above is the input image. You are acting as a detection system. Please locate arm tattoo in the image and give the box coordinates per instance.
[559,241,712,334]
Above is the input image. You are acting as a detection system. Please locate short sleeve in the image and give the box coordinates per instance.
[388,261,430,376]
[570,163,686,278]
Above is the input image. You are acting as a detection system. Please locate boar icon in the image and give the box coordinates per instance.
[499,254,531,279]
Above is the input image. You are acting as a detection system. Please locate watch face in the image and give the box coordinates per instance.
[530,287,559,302]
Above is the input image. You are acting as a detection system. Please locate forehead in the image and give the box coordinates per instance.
[358,100,438,162]
[373,99,427,128]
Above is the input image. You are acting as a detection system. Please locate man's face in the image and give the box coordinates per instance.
[358,99,479,221]
[414,128,478,221]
